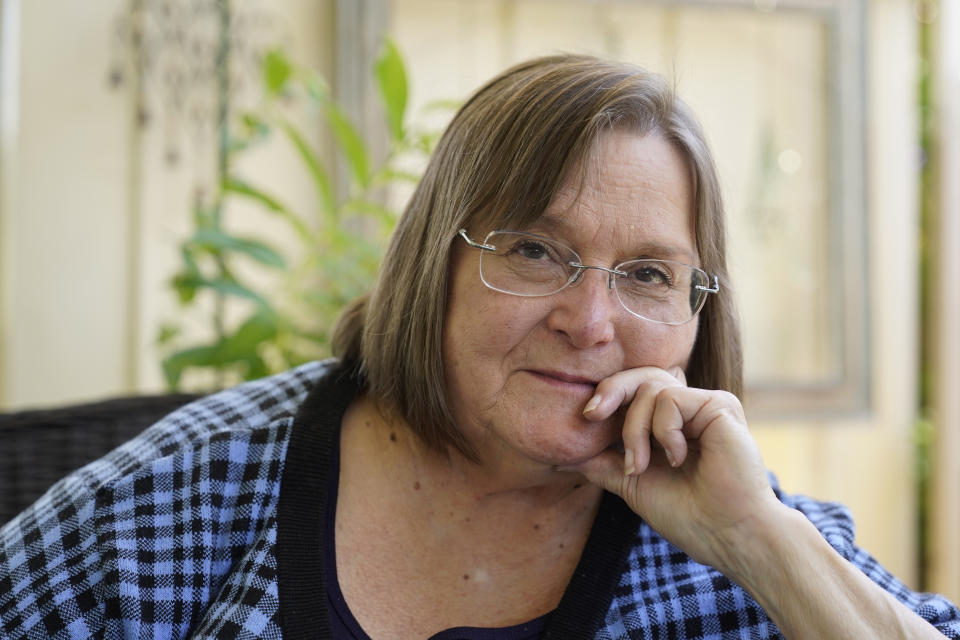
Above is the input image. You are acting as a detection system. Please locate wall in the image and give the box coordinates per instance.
[930,0,960,602]
[0,0,334,408]
[1,0,133,408]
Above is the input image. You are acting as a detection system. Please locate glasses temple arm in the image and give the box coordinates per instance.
[695,275,721,294]
[458,229,497,251]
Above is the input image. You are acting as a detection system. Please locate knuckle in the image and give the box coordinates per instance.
[651,388,674,412]
[714,389,739,405]
[593,376,620,398]
[713,390,745,416]
[654,384,684,409]
[634,378,663,398]
[717,405,746,425]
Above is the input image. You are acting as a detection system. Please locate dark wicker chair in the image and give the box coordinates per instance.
[0,394,200,527]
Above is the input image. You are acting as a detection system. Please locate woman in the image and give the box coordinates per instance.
[2,55,959,639]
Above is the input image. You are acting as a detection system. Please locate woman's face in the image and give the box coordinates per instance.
[442,130,700,470]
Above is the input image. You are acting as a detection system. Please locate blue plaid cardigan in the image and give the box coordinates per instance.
[2,360,959,639]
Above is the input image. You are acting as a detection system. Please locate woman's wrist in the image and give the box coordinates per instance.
[713,504,945,639]
[706,498,806,589]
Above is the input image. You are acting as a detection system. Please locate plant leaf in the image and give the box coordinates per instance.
[263,49,293,95]
[374,37,408,142]
[222,177,287,212]
[173,273,271,308]
[172,272,199,304]
[192,201,216,228]
[192,228,286,268]
[162,345,220,389]
[203,278,270,307]
[218,309,278,360]
[325,103,370,189]
[242,355,269,381]
[155,323,181,346]
[300,69,330,102]
[278,120,337,219]
[161,310,279,388]
[180,245,200,274]
[420,98,461,113]
[240,112,271,139]
[223,177,312,240]
[342,198,397,228]
[371,166,422,186]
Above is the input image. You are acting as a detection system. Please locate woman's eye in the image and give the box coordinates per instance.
[632,265,672,286]
[513,241,551,260]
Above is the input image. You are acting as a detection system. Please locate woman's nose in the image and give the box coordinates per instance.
[545,269,618,348]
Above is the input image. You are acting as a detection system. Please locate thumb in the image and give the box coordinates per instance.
[563,449,629,495]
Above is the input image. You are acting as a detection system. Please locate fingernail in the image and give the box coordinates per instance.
[665,449,678,468]
[624,449,635,476]
[583,394,602,414]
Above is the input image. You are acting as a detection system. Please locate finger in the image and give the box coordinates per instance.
[620,378,669,474]
[650,387,690,468]
[582,366,678,422]
[650,367,689,467]
[567,448,625,490]
[669,365,687,386]
[670,388,744,443]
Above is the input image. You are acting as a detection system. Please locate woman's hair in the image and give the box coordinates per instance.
[332,54,742,460]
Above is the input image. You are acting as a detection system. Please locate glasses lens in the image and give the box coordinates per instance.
[615,260,705,325]
[478,231,577,296]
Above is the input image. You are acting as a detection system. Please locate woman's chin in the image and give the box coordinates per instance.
[521,419,622,467]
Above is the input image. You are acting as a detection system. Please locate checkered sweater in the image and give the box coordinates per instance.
[2,360,959,639]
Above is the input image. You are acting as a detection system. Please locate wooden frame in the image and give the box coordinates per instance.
[693,0,871,418]
[335,0,390,192]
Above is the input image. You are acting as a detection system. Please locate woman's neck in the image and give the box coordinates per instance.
[335,393,603,636]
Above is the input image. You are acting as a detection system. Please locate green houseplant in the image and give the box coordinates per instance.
[159,40,440,389]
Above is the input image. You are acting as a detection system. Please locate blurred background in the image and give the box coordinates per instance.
[1,0,958,601]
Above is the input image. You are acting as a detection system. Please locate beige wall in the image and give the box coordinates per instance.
[757,0,922,585]
[1,0,133,408]
[930,0,960,602]
[0,0,334,408]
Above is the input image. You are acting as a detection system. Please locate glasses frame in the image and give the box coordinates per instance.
[458,229,720,325]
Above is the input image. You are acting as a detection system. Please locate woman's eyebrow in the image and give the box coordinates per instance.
[628,244,698,263]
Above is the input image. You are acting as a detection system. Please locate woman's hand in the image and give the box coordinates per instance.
[568,366,786,574]
[568,367,950,639]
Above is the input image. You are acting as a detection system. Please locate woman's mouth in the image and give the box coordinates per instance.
[524,369,598,391]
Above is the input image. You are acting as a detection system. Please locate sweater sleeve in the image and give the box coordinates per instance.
[774,484,960,638]
[596,479,960,639]
[0,361,326,640]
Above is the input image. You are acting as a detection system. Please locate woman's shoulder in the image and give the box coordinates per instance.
[98,359,336,482]
[3,358,341,549]
[0,359,337,640]
[41,359,334,497]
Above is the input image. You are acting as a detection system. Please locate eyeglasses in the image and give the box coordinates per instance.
[458,229,719,325]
